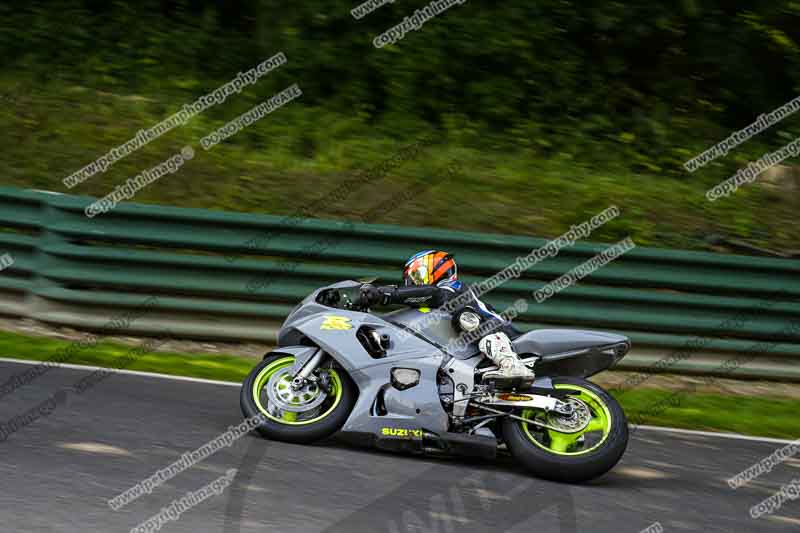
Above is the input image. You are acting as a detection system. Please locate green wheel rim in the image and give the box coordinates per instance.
[252,356,343,426]
[521,384,612,456]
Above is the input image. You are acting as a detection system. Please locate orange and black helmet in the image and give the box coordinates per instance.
[402,250,458,286]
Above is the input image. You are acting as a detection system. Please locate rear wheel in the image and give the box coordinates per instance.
[240,353,356,444]
[502,376,628,483]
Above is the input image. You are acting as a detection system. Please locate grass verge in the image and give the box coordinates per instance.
[1,329,796,440]
[0,330,254,384]
[617,389,798,440]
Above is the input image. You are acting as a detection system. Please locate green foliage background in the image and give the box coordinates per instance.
[1,0,799,251]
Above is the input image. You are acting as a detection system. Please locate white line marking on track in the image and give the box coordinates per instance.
[630,424,798,445]
[0,357,240,388]
[1,357,797,444]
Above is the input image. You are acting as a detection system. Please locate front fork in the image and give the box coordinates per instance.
[290,348,333,394]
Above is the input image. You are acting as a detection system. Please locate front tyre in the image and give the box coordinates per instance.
[240,353,356,444]
[502,376,628,483]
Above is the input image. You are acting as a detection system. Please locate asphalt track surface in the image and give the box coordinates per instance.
[1,360,798,533]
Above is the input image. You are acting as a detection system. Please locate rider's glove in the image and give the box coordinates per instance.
[359,284,386,307]
[361,283,392,307]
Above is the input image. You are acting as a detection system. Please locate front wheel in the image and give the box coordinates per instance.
[240,353,357,444]
[502,376,628,483]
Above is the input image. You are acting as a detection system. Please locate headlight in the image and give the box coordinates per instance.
[458,311,481,332]
[391,368,420,391]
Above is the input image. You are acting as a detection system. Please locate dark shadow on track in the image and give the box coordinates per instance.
[224,435,576,533]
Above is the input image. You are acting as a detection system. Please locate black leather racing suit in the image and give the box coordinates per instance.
[369,280,521,339]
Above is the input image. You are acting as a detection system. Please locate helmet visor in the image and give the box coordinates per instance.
[404,258,429,286]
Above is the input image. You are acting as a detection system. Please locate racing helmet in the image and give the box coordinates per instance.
[402,250,457,286]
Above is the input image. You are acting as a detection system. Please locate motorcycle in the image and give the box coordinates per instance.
[240,280,630,482]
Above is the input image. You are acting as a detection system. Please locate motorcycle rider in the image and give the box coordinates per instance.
[359,250,535,387]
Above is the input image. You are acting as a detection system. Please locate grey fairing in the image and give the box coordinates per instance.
[264,345,319,367]
[275,281,451,434]
[380,307,480,359]
[512,329,631,378]
[513,329,627,355]
[379,307,631,377]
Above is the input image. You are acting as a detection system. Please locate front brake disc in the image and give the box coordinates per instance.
[266,368,328,413]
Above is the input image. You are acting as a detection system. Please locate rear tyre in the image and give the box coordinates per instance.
[502,376,628,483]
[240,353,356,444]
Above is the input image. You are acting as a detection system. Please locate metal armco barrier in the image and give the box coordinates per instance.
[0,187,798,380]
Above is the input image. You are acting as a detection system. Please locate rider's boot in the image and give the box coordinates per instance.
[479,332,535,390]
